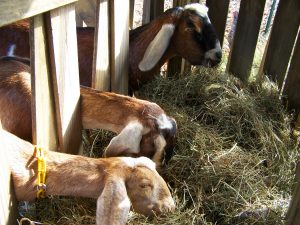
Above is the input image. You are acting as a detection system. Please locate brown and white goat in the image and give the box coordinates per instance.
[0,57,176,166]
[0,3,221,90]
[0,128,175,224]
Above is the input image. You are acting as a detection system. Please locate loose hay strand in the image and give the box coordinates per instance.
[25,67,299,225]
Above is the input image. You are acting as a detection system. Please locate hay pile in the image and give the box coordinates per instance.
[24,68,299,225]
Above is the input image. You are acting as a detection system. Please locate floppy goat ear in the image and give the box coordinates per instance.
[138,23,175,72]
[96,178,130,225]
[104,121,144,157]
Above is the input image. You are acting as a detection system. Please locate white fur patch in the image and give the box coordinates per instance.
[122,157,156,171]
[138,24,175,72]
[205,40,222,61]
[156,114,173,130]
[184,3,209,19]
[118,196,131,210]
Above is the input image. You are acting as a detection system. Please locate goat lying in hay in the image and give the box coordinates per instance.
[0,128,175,225]
[0,57,177,166]
[0,3,221,90]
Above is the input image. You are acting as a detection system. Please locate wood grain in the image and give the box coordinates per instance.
[0,0,77,27]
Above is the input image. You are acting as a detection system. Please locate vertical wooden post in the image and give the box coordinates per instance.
[46,4,82,154]
[282,32,300,112]
[150,0,164,21]
[31,15,59,151]
[259,0,300,88]
[287,158,300,225]
[142,0,151,25]
[206,0,230,47]
[129,0,135,28]
[167,0,187,77]
[226,0,266,82]
[110,0,129,94]
[92,0,111,91]
[0,132,17,225]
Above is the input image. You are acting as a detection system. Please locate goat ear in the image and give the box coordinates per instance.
[104,121,144,157]
[138,24,175,72]
[96,178,130,225]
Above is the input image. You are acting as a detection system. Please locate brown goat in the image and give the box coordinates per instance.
[0,3,221,90]
[0,57,176,166]
[0,128,175,224]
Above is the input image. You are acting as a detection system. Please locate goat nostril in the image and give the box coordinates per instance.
[215,51,222,60]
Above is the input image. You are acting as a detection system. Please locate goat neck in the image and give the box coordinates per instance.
[80,86,164,133]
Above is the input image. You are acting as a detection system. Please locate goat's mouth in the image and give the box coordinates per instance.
[201,57,221,68]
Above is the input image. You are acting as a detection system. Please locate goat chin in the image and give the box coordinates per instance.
[1,128,175,225]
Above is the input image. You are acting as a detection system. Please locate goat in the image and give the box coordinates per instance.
[0,3,221,90]
[0,128,175,225]
[0,57,177,166]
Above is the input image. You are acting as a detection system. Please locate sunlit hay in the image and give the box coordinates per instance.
[30,67,298,225]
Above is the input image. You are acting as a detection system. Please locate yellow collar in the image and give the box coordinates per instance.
[34,146,47,199]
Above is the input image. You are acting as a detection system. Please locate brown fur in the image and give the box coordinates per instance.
[0,4,221,90]
[0,58,176,165]
[1,128,175,224]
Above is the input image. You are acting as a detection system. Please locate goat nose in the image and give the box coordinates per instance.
[215,51,222,60]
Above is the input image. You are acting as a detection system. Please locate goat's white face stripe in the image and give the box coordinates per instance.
[184,3,209,21]
[121,157,156,171]
[157,114,173,130]
[139,24,175,72]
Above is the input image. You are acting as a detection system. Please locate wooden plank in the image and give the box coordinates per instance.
[167,56,183,77]
[92,0,110,91]
[227,0,266,82]
[142,0,151,25]
[150,0,164,21]
[0,131,17,225]
[206,0,230,47]
[259,0,300,88]
[110,0,129,94]
[129,0,135,28]
[0,0,77,27]
[287,158,300,225]
[30,15,59,152]
[75,0,97,27]
[282,32,300,112]
[167,0,188,76]
[46,4,82,154]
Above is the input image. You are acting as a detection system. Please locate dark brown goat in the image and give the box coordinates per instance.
[0,57,176,166]
[0,3,221,90]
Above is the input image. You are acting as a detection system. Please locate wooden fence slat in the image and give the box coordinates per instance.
[259,0,300,88]
[282,32,300,112]
[110,0,129,94]
[287,158,300,225]
[46,4,82,154]
[92,0,110,91]
[142,0,151,25]
[0,132,17,225]
[129,0,135,28]
[31,15,59,151]
[206,0,230,47]
[150,0,164,21]
[227,0,266,82]
[0,0,77,27]
[167,0,193,76]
